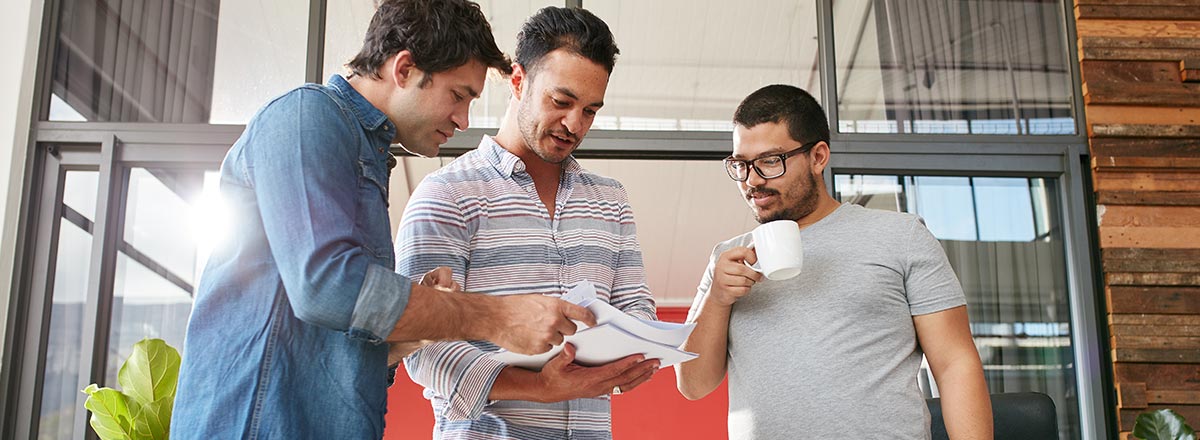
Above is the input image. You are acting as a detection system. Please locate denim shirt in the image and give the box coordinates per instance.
[171,75,414,440]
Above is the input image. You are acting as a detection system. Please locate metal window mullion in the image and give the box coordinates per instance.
[6,147,65,440]
[1060,144,1107,439]
[818,0,838,141]
[72,136,125,440]
[305,0,327,84]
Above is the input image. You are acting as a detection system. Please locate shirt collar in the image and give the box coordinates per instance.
[479,135,582,179]
[326,74,396,139]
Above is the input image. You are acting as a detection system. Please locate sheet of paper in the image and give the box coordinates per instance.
[491,281,699,370]
[490,324,698,371]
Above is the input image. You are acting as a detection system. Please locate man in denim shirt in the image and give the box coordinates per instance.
[172,1,596,439]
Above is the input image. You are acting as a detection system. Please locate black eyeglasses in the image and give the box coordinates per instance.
[723,141,821,182]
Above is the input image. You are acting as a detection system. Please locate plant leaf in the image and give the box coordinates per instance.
[132,395,174,440]
[118,338,181,407]
[81,385,136,440]
[1133,409,1197,440]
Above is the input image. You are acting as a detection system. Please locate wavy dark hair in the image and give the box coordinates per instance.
[734,85,830,147]
[515,6,619,76]
[347,0,512,86]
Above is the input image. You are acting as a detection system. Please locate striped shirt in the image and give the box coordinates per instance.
[395,136,656,439]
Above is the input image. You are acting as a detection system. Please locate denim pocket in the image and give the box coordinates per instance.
[357,160,394,264]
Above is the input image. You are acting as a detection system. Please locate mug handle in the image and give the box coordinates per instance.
[743,242,764,273]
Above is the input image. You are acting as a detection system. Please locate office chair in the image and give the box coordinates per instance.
[927,392,1058,440]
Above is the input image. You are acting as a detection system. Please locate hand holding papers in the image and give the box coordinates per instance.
[491,282,698,371]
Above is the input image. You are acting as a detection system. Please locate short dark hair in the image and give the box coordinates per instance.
[347,0,512,85]
[734,85,830,146]
[515,7,619,75]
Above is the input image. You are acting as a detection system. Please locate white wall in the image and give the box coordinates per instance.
[0,0,45,366]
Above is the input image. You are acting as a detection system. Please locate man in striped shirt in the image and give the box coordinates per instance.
[394,7,660,439]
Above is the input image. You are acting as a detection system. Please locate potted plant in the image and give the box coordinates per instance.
[80,338,181,440]
[1133,409,1196,440]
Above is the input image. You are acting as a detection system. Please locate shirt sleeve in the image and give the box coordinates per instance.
[241,88,411,343]
[607,184,657,321]
[903,215,968,316]
[395,176,504,420]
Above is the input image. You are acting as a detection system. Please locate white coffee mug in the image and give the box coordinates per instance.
[747,220,803,281]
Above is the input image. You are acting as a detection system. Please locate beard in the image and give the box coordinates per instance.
[517,100,574,165]
[748,168,821,223]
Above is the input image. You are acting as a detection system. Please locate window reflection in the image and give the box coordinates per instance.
[39,171,99,440]
[104,169,224,385]
[832,0,1076,135]
[835,174,1078,440]
[49,0,307,124]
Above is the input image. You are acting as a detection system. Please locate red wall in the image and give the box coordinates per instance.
[383,307,730,439]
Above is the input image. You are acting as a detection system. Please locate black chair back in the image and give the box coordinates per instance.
[927,392,1058,440]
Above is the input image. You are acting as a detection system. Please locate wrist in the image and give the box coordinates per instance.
[457,293,495,341]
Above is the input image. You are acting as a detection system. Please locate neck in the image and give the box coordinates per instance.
[347,74,401,142]
[494,104,563,181]
[795,192,841,229]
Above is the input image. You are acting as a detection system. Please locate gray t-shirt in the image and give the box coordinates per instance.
[688,203,966,440]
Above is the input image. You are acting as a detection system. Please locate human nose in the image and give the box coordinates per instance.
[452,105,470,131]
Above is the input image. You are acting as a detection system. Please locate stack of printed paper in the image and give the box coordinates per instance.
[491,281,698,371]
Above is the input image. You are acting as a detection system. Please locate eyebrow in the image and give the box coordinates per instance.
[458,85,480,98]
[553,87,604,108]
[731,148,790,161]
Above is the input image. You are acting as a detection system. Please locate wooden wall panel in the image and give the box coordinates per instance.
[1075,0,1200,437]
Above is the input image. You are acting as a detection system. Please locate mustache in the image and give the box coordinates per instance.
[745,186,779,199]
[548,129,578,144]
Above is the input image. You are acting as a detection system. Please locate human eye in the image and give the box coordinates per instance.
[758,156,783,167]
[452,91,464,103]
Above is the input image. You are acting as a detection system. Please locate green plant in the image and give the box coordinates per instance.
[81,338,181,440]
[1133,409,1196,440]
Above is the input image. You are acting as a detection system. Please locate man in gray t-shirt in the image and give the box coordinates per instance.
[676,85,993,439]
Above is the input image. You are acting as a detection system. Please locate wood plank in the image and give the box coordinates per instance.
[1106,248,1200,261]
[1120,406,1200,432]
[1111,314,1200,325]
[1118,382,1149,408]
[1082,37,1200,50]
[1078,5,1200,20]
[1104,257,1200,272]
[1111,325,1200,337]
[1185,59,1200,83]
[1101,227,1200,248]
[1149,390,1200,405]
[1115,363,1200,389]
[1093,170,1200,192]
[1086,106,1200,126]
[1108,272,1200,285]
[1085,84,1200,106]
[1097,190,1200,206]
[1082,47,1200,62]
[1093,156,1200,169]
[1091,138,1200,157]
[1112,335,1200,349]
[1077,0,1200,5]
[1108,287,1200,314]
[1092,124,1200,138]
[1098,206,1200,227]
[1114,348,1200,362]
[1082,60,1187,84]
[1076,19,1200,38]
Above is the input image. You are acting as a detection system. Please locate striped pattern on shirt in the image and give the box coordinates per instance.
[395,136,656,439]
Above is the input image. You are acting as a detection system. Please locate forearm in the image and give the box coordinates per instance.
[676,295,732,400]
[387,284,493,343]
[488,366,546,402]
[934,359,993,440]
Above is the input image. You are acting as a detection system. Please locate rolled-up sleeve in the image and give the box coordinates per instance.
[243,88,410,343]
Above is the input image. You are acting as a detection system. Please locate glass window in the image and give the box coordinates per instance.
[103,169,223,385]
[48,0,308,124]
[38,170,98,440]
[834,174,1078,440]
[323,0,560,130]
[587,0,821,131]
[832,0,1076,135]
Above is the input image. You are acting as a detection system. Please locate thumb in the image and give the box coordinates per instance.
[546,343,576,370]
[561,303,597,328]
